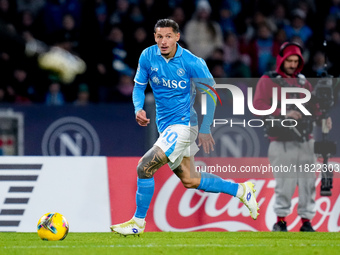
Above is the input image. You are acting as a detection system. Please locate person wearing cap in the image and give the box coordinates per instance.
[253,42,332,232]
[283,9,313,44]
[183,0,223,59]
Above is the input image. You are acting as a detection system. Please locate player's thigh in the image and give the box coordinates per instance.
[155,125,198,165]
[173,156,201,189]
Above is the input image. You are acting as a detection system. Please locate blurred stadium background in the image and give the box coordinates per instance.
[0,0,339,156]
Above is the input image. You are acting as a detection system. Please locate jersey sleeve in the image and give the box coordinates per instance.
[190,58,216,134]
[134,49,149,85]
[190,58,214,82]
[133,50,149,114]
[132,84,146,114]
[199,92,216,133]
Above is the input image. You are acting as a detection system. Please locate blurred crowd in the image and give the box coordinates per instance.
[0,0,340,105]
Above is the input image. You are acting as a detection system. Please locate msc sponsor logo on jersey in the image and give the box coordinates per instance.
[151,75,187,89]
[162,79,187,89]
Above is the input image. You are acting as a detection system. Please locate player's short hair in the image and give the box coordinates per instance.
[154,19,179,34]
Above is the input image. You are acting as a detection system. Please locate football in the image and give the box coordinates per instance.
[37,212,69,241]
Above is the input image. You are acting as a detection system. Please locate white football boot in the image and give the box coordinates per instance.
[110,218,145,236]
[239,182,259,220]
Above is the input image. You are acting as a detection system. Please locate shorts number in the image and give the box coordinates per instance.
[163,129,178,144]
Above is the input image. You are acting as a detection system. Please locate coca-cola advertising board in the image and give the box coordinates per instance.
[108,157,340,232]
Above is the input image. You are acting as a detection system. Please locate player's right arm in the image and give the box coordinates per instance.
[135,109,150,126]
[133,50,150,126]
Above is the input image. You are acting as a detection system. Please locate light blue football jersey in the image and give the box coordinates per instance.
[134,44,215,133]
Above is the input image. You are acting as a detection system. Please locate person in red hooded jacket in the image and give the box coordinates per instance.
[253,42,332,232]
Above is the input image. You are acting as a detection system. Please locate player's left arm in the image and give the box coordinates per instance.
[198,89,216,154]
[192,58,217,154]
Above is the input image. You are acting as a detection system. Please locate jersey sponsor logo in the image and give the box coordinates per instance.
[177,68,185,76]
[161,79,187,89]
[151,67,158,72]
[151,74,187,89]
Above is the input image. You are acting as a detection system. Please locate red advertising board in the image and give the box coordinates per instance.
[107,157,340,232]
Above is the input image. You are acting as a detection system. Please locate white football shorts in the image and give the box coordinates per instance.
[154,124,199,170]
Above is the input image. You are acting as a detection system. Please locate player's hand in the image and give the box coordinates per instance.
[198,133,215,154]
[136,110,150,126]
[286,110,302,120]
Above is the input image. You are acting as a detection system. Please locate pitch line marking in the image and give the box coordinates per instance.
[2,243,340,249]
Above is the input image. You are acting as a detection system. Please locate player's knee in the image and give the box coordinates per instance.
[136,159,147,179]
[137,157,156,179]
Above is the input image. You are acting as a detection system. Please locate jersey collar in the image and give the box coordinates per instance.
[156,43,183,58]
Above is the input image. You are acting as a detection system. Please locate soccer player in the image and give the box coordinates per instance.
[110,19,259,235]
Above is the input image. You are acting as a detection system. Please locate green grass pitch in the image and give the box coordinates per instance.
[1,232,339,255]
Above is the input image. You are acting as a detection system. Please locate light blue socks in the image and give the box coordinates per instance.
[197,172,238,196]
[134,173,239,221]
[134,177,155,219]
